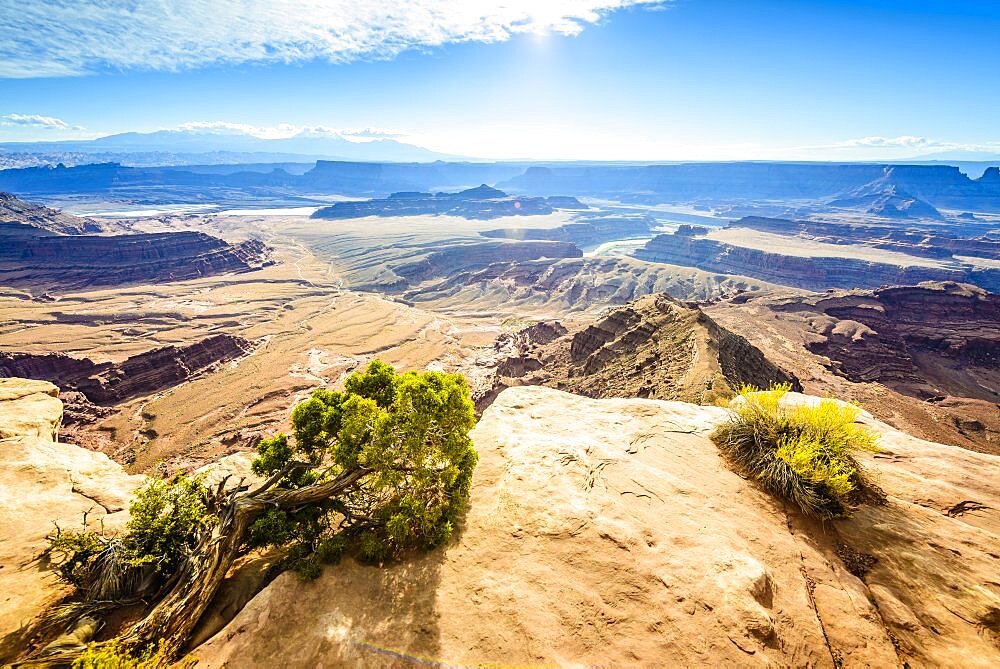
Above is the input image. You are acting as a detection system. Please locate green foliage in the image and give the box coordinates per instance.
[711,384,880,519]
[251,359,478,574]
[47,475,211,600]
[72,640,188,669]
[123,475,210,574]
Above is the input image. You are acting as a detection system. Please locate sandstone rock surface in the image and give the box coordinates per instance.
[192,386,1000,668]
[0,379,144,650]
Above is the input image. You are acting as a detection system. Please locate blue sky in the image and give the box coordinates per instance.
[1,0,998,160]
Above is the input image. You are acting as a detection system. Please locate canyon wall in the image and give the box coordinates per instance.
[0,334,257,405]
[633,228,1000,292]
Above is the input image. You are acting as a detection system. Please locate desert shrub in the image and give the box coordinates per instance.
[711,384,880,519]
[71,640,192,669]
[48,475,211,601]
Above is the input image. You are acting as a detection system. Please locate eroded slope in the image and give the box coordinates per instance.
[708,281,1000,453]
[491,293,800,405]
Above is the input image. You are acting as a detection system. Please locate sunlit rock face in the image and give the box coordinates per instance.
[192,386,1000,668]
[0,379,144,649]
[312,185,586,220]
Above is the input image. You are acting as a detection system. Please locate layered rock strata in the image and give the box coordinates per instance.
[0,334,257,404]
[493,293,799,404]
[312,184,585,220]
[633,227,1000,292]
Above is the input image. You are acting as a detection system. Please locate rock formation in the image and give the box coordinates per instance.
[734,216,1000,260]
[707,282,1000,454]
[0,334,258,405]
[311,184,586,220]
[827,179,943,219]
[633,225,1000,293]
[387,240,584,288]
[480,213,655,247]
[789,282,1000,402]
[0,379,144,655]
[0,193,272,293]
[501,163,1000,212]
[191,385,1000,667]
[0,191,105,234]
[493,293,800,404]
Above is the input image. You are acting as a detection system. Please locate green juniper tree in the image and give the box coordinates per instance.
[40,361,478,665]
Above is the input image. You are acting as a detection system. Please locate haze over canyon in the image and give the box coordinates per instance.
[1,0,999,667]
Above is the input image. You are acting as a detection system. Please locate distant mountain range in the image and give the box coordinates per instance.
[2,160,999,218]
[0,127,464,166]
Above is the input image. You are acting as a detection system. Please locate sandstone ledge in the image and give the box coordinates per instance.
[0,378,144,645]
[192,386,1000,668]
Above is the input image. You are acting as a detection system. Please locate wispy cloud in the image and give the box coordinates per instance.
[0,1,666,79]
[798,136,1000,155]
[0,113,72,129]
[175,121,407,143]
[842,136,936,148]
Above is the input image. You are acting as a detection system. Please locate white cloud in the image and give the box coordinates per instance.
[0,113,71,129]
[793,136,1000,157]
[843,136,935,148]
[176,121,304,140]
[174,121,407,143]
[0,1,666,79]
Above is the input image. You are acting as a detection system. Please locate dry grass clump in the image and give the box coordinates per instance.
[711,384,881,519]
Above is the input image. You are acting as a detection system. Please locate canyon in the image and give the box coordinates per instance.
[0,169,998,666]
[634,221,1000,292]
[708,282,1000,454]
[3,161,1000,216]
[489,293,800,405]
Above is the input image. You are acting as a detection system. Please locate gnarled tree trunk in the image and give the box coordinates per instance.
[121,467,367,657]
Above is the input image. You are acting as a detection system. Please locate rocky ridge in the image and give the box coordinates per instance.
[0,191,105,235]
[0,193,273,294]
[634,225,1000,292]
[490,293,800,405]
[192,385,1000,668]
[311,184,586,220]
[707,281,1000,454]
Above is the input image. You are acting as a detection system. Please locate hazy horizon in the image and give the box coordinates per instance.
[2,0,999,162]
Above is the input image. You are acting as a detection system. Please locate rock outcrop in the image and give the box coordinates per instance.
[827,179,944,219]
[480,214,655,247]
[0,379,143,653]
[492,293,800,405]
[0,193,272,293]
[633,226,1000,293]
[734,216,1000,260]
[501,163,1000,212]
[311,185,586,220]
[192,386,1000,667]
[0,191,105,235]
[0,334,258,405]
[753,282,1000,402]
[388,240,583,288]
